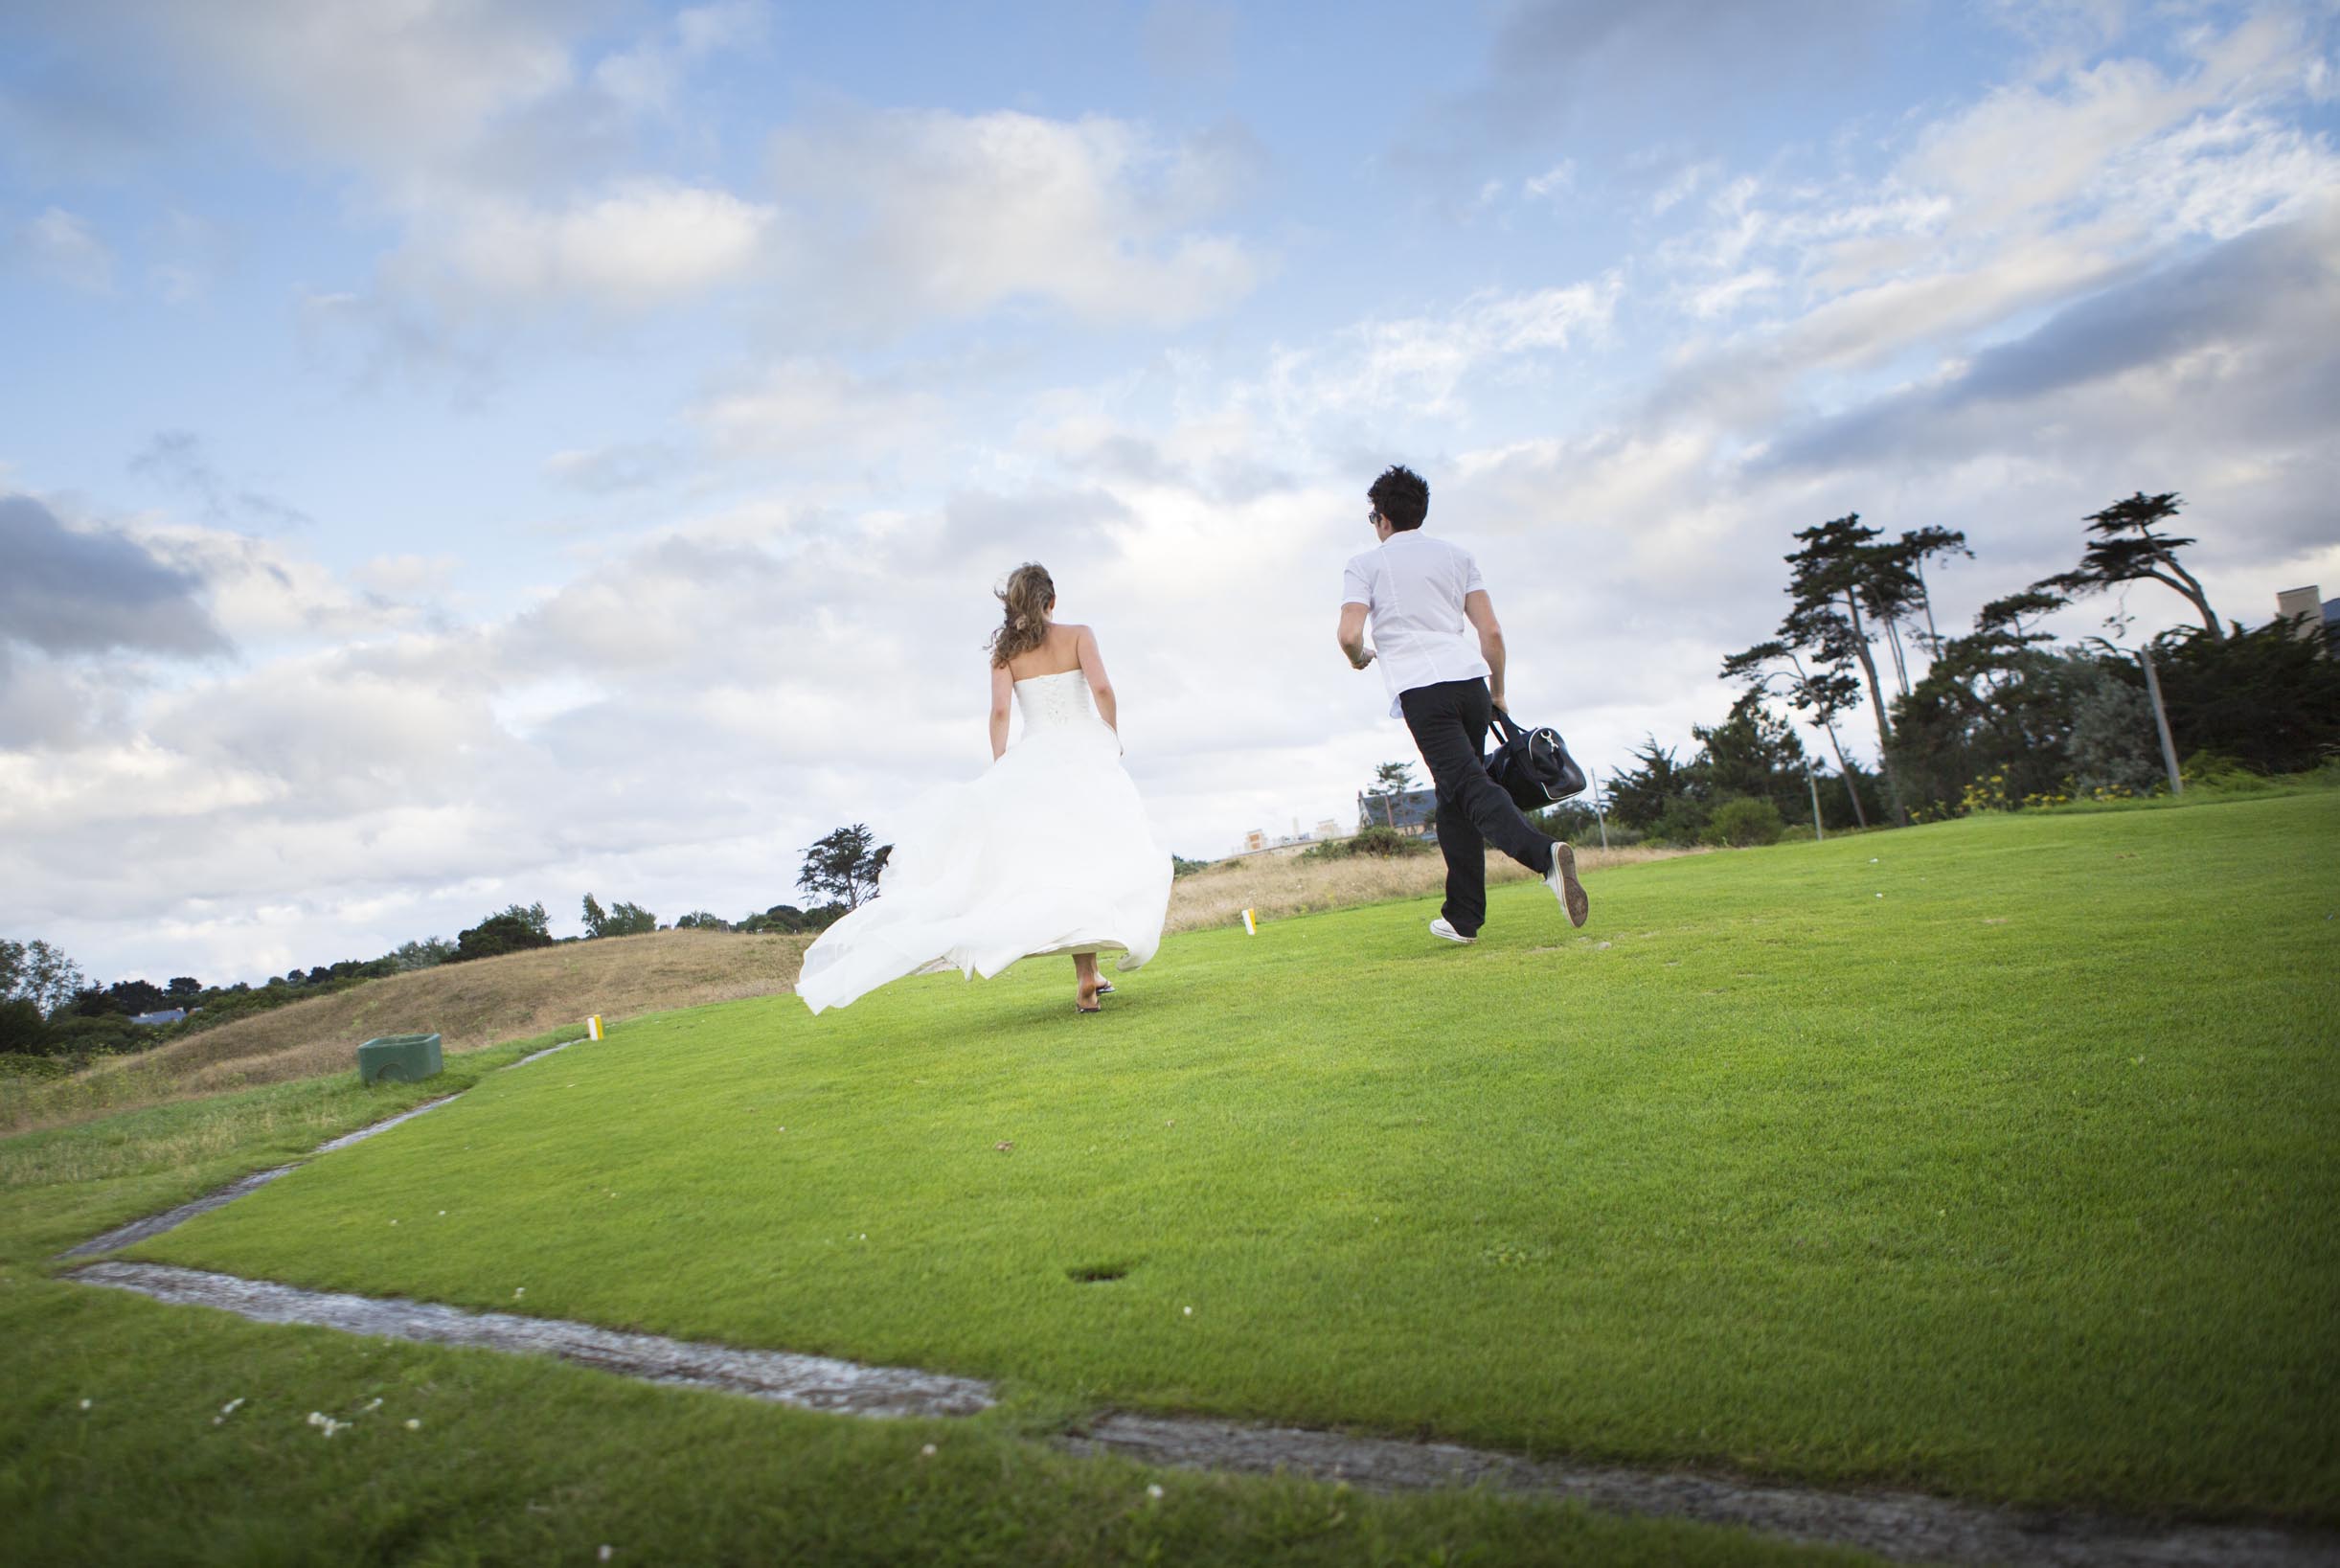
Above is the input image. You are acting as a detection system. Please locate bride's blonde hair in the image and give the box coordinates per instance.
[988,562,1056,667]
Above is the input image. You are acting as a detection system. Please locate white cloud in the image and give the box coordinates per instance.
[11,206,114,292]
[391,179,773,312]
[1262,277,1621,419]
[1526,160,1577,200]
[689,359,947,461]
[767,106,1266,329]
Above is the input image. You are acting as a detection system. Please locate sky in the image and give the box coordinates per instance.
[3,0,2336,989]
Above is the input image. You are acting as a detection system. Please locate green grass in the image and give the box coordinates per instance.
[111,794,2340,1524]
[1,1053,1851,1561]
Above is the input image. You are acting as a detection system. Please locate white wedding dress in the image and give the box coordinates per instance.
[795,670,1174,1014]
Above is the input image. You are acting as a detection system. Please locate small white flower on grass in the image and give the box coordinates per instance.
[513,1287,526,1298]
[361,1398,383,1413]
[438,1210,446,1216]
[405,1419,421,1431]
[1182,1306,1193,1316]
[79,1398,92,1411]
[389,1219,398,1225]
[1147,1484,1164,1500]
[598,1546,614,1562]
[307,1411,350,1438]
[920,1443,937,1458]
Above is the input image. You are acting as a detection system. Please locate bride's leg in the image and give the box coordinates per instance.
[1074,952,1100,1010]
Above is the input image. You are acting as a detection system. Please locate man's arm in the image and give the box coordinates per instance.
[1464,588,1506,709]
[1337,602,1374,670]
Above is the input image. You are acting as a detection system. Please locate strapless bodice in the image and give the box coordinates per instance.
[1012,669,1102,734]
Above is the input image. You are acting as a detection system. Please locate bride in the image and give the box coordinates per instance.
[795,563,1174,1015]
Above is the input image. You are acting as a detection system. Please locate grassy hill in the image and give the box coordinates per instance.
[11,845,1678,1137]
[6,929,807,1132]
[123,791,2340,1520]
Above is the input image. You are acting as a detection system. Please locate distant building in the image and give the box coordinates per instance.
[129,1009,187,1027]
[2274,584,2334,653]
[1315,818,1342,839]
[1358,788,1439,837]
[1242,829,1266,852]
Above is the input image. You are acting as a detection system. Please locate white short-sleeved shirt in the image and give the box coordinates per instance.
[1341,531,1491,716]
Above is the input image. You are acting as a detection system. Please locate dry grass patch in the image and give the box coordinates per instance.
[4,930,806,1134]
[1167,843,1691,933]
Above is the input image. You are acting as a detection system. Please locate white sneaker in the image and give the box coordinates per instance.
[1546,842,1590,928]
[1429,917,1477,943]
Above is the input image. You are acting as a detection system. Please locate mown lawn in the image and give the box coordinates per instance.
[1,1050,1852,1562]
[114,792,2340,1524]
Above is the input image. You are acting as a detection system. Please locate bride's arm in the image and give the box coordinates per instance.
[1077,625,1119,734]
[988,661,1012,761]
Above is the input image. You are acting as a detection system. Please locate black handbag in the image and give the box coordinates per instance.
[1485,705,1588,808]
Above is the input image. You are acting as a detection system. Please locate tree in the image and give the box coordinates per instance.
[454,910,557,963]
[1692,693,1812,828]
[1863,526,1971,691]
[107,978,171,1016]
[2149,618,2340,772]
[166,976,202,998]
[499,902,552,940]
[582,895,656,938]
[674,911,731,930]
[0,938,87,1016]
[1720,641,1869,828]
[390,937,456,971]
[1359,761,1420,828]
[2035,491,2220,638]
[1602,739,1693,831]
[799,826,892,912]
[1773,513,1912,824]
[0,998,49,1056]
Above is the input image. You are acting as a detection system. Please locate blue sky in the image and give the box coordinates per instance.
[4,0,2336,987]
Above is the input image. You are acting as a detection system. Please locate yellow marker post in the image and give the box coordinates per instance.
[587,1015,604,1041]
[1241,908,1257,936]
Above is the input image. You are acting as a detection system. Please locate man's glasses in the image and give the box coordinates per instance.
[1367,509,1382,527]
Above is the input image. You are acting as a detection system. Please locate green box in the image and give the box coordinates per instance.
[357,1033,443,1085]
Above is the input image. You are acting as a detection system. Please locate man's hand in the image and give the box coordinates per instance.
[1489,685,1506,712]
[1336,602,1374,671]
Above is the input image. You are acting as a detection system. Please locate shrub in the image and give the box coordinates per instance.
[0,998,49,1056]
[454,911,557,963]
[1302,825,1432,861]
[1705,797,1785,848]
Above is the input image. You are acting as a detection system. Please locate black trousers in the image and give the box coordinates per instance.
[1398,679,1557,938]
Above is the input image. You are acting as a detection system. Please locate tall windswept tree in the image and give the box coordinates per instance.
[799,825,893,912]
[1865,525,1972,689]
[1719,640,1869,828]
[1770,512,1911,825]
[2035,491,2221,639]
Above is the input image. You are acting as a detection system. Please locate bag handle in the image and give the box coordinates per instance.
[1488,704,1525,742]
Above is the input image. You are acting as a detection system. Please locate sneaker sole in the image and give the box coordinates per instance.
[1429,921,1476,944]
[1553,843,1590,928]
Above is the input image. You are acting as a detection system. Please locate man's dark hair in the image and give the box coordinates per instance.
[1369,465,1429,532]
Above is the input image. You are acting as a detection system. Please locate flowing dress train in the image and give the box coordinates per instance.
[795,670,1173,1013]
